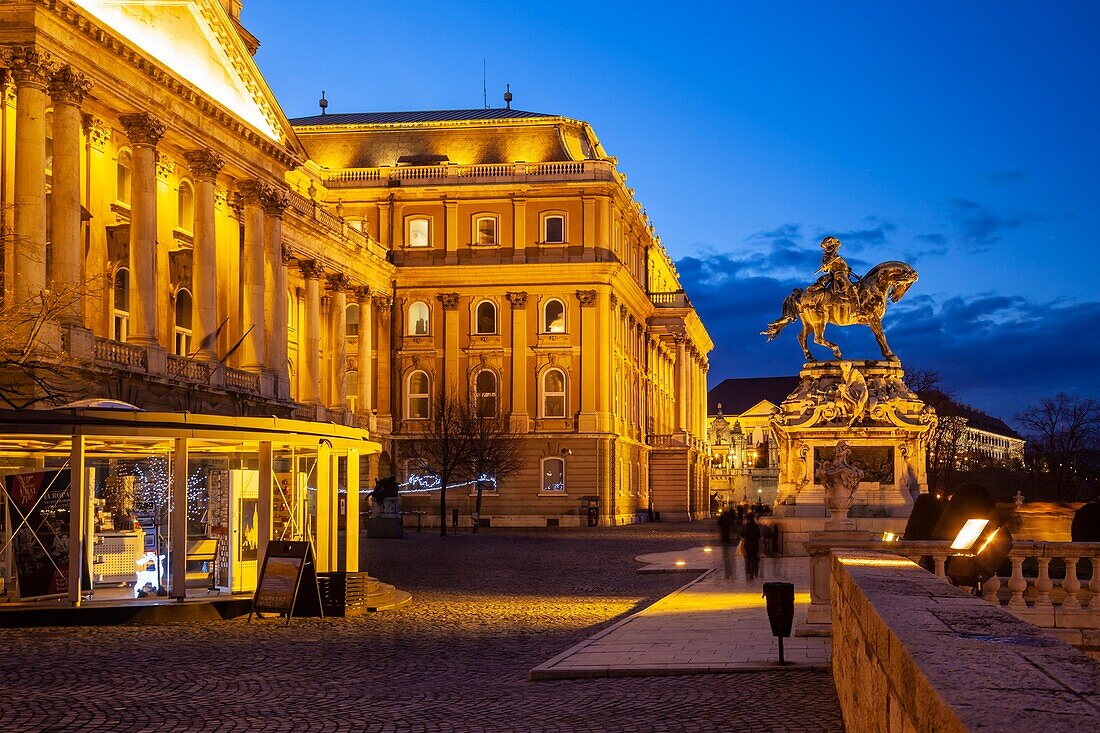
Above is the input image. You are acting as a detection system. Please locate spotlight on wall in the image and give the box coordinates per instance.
[560,448,572,456]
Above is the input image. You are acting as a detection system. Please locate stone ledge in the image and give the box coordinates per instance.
[830,549,1100,732]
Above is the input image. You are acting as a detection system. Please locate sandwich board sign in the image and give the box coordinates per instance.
[248,540,323,624]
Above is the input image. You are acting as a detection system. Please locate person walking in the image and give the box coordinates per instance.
[741,513,762,581]
[717,509,736,580]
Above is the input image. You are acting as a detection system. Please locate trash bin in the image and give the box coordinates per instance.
[762,581,795,663]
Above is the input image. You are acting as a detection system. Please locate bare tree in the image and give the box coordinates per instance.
[905,369,969,492]
[1015,393,1100,501]
[403,389,474,537]
[466,408,524,534]
[0,281,105,409]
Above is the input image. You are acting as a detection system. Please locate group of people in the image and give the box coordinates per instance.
[716,507,762,581]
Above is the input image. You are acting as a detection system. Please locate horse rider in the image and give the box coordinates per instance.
[808,236,861,308]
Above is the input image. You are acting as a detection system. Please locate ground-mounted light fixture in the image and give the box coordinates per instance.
[945,517,1013,588]
[882,532,899,542]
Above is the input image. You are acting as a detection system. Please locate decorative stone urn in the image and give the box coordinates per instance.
[817,440,864,529]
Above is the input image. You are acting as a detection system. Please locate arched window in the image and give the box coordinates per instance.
[116,148,132,205]
[543,214,565,244]
[346,303,359,337]
[475,370,497,417]
[541,457,566,493]
[406,216,430,247]
[112,268,130,341]
[177,180,194,233]
[346,371,359,413]
[475,300,497,335]
[543,299,566,333]
[407,301,430,335]
[542,368,566,418]
[407,370,430,419]
[474,215,497,245]
[174,289,193,356]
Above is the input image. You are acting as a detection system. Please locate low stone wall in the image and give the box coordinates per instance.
[830,549,1100,732]
[759,517,906,556]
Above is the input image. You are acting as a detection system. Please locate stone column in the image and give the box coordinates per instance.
[263,189,290,397]
[298,259,323,404]
[577,289,598,430]
[119,112,166,347]
[511,196,527,263]
[444,199,458,265]
[581,196,597,262]
[374,294,392,428]
[355,287,373,415]
[182,149,224,361]
[438,292,460,394]
[506,291,528,430]
[674,335,687,435]
[7,48,50,304]
[48,66,90,324]
[327,273,350,409]
[237,181,267,373]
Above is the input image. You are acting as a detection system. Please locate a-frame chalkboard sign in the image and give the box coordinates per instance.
[248,540,324,624]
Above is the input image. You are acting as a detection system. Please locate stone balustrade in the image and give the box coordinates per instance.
[830,549,1100,732]
[166,354,212,383]
[323,159,619,189]
[803,536,1100,651]
[224,367,260,394]
[93,337,147,370]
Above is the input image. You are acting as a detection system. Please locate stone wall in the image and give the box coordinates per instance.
[830,549,1100,732]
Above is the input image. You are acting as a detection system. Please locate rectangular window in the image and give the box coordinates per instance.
[476,216,497,245]
[544,215,564,244]
[542,458,565,492]
[407,218,430,247]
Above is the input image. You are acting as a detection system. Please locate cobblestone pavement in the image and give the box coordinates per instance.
[0,524,844,732]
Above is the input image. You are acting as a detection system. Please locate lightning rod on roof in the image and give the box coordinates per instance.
[483,59,488,109]
[504,84,512,109]
[319,90,328,116]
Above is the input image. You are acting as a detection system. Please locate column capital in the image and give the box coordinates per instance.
[373,294,392,310]
[48,65,91,105]
[261,187,290,218]
[298,258,325,280]
[609,292,618,308]
[3,47,52,89]
[236,179,269,205]
[281,242,295,264]
[183,148,224,180]
[437,292,460,311]
[326,272,352,293]
[81,114,111,149]
[506,291,528,309]
[119,112,166,147]
[575,289,598,308]
[354,286,373,303]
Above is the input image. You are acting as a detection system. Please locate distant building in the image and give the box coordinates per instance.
[917,390,1026,467]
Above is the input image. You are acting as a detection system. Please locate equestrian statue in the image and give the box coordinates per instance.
[762,236,918,361]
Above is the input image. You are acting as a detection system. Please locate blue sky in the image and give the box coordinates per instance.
[247,1,1099,422]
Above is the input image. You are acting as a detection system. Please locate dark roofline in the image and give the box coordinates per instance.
[289,108,558,127]
[707,376,801,416]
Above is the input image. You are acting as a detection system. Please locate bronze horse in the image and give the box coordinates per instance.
[762,261,918,361]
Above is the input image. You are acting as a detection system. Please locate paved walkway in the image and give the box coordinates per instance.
[530,546,831,679]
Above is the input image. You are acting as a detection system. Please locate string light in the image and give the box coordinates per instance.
[396,474,497,495]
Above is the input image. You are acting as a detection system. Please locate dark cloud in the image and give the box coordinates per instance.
[985,169,1027,185]
[827,218,897,250]
[915,233,947,245]
[945,198,1038,250]
[680,252,1100,422]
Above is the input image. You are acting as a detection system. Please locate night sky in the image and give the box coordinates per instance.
[246,1,1099,422]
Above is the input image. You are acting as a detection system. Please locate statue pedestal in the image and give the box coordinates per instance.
[766,360,937,551]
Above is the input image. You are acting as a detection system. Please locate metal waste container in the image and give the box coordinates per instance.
[762,581,795,663]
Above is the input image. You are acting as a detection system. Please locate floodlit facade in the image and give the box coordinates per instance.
[0,0,712,558]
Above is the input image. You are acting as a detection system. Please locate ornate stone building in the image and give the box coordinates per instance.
[0,0,711,529]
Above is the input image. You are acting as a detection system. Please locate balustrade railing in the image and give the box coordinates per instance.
[649,290,691,308]
[167,355,212,383]
[93,337,147,370]
[224,367,260,394]
[323,159,615,188]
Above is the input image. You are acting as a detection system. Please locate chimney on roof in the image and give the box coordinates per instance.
[319,90,328,116]
[504,84,512,109]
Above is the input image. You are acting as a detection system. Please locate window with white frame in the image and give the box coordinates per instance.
[542,368,566,418]
[173,289,193,355]
[543,299,566,333]
[346,371,358,412]
[116,149,132,206]
[407,370,430,419]
[474,215,497,245]
[346,303,359,337]
[178,180,194,233]
[541,457,565,492]
[112,268,130,342]
[543,214,565,244]
[475,369,498,417]
[408,301,430,335]
[475,300,497,335]
[407,217,430,247]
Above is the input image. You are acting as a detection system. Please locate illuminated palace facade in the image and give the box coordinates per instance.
[0,0,711,527]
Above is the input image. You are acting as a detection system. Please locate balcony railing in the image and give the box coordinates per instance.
[224,367,260,394]
[285,189,374,251]
[649,290,691,308]
[323,159,619,189]
[167,354,212,383]
[94,337,147,370]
